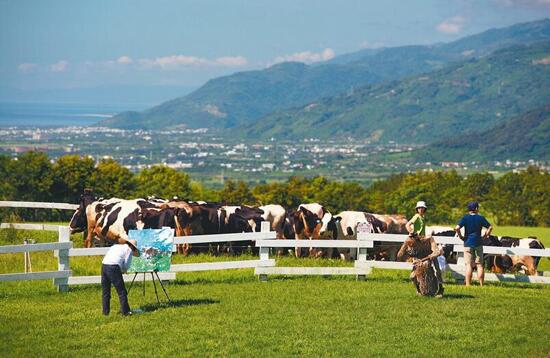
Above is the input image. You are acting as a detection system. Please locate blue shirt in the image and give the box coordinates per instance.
[458,214,491,247]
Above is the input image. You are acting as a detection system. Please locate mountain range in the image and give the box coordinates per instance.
[243,40,550,143]
[100,18,550,134]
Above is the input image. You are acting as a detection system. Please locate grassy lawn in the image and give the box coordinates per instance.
[1,226,549,357]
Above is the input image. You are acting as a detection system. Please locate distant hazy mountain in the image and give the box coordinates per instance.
[241,40,550,143]
[0,85,195,107]
[101,18,550,130]
[100,62,382,129]
[414,105,550,161]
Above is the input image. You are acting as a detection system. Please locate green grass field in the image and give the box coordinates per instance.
[1,226,549,357]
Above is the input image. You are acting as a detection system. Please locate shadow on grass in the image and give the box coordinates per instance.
[139,298,219,313]
[171,276,257,286]
[442,293,475,299]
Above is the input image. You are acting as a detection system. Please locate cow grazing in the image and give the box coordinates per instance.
[255,205,285,234]
[162,200,198,254]
[219,205,264,254]
[321,211,387,260]
[92,199,148,245]
[257,205,287,255]
[291,204,332,258]
[72,196,177,248]
[484,236,545,275]
[180,203,260,255]
[430,227,459,264]
[372,214,408,234]
[69,189,97,235]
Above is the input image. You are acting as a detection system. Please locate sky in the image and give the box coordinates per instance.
[1,0,549,97]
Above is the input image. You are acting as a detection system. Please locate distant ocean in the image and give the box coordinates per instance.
[0,101,148,127]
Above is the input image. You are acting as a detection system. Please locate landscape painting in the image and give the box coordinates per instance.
[128,228,174,272]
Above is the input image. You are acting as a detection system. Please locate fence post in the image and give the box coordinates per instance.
[57,226,71,292]
[259,221,271,282]
[356,222,371,281]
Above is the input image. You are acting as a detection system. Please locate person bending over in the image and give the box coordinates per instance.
[101,240,139,316]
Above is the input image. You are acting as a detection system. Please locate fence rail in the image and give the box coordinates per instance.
[361,234,550,284]
[0,223,64,231]
[254,232,550,284]
[0,221,277,290]
[0,200,78,210]
[0,237,73,283]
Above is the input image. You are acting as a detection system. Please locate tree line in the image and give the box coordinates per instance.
[1,152,549,227]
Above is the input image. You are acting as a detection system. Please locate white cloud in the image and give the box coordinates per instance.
[18,63,38,73]
[138,54,248,69]
[271,48,335,65]
[116,55,133,65]
[50,60,69,72]
[436,16,466,35]
[141,55,208,68]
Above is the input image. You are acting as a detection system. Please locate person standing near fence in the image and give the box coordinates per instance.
[101,240,139,316]
[406,201,427,237]
[455,201,493,287]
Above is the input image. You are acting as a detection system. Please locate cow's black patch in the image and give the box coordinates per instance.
[365,213,387,233]
[499,236,520,247]
[101,207,122,237]
[138,199,158,209]
[123,208,139,233]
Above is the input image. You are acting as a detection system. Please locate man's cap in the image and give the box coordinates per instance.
[467,201,479,211]
[126,239,138,252]
[415,201,427,209]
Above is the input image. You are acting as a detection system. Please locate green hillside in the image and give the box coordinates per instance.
[100,62,381,129]
[242,41,550,143]
[101,19,550,130]
[415,105,550,161]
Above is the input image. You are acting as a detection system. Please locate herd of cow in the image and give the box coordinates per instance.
[69,189,546,276]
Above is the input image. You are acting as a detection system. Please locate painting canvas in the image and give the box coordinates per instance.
[128,227,174,272]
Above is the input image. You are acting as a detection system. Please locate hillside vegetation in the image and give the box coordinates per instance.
[415,105,550,161]
[242,41,550,143]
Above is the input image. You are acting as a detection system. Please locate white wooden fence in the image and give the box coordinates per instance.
[360,233,550,284]
[255,239,374,280]
[170,222,276,273]
[1,201,549,289]
[0,200,78,210]
[0,224,72,285]
[254,232,550,284]
[0,220,276,291]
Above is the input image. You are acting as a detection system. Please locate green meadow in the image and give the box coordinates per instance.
[0,226,549,357]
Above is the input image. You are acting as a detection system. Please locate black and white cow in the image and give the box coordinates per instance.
[69,190,124,247]
[322,211,388,260]
[70,191,183,248]
[289,203,332,258]
[483,236,545,275]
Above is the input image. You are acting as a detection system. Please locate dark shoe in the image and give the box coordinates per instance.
[122,311,133,316]
[436,285,444,298]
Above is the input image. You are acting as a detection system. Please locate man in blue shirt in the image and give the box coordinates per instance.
[455,201,493,286]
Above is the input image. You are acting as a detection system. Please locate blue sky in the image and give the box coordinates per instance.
[1,0,549,92]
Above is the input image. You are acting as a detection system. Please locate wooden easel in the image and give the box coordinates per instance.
[127,271,171,304]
